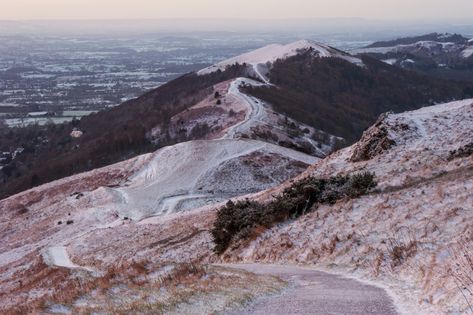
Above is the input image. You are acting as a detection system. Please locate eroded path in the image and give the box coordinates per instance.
[225,264,399,315]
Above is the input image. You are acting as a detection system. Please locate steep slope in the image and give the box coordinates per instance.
[0,68,249,199]
[2,38,473,200]
[221,99,473,314]
[1,99,472,314]
[0,72,323,313]
[243,52,473,141]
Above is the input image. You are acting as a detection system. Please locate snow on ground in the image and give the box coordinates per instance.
[42,246,93,272]
[220,77,335,157]
[92,76,319,221]
[46,264,285,315]
[221,78,267,139]
[354,40,469,57]
[0,72,323,313]
[1,99,472,313]
[462,46,473,58]
[102,138,317,220]
[382,58,398,65]
[198,40,363,78]
[2,52,472,313]
[224,99,473,314]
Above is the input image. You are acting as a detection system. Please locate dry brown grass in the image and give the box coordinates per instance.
[449,239,473,313]
[386,228,418,269]
[2,260,283,315]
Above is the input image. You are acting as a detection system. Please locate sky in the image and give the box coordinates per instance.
[2,0,473,20]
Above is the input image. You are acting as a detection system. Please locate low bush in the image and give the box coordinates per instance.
[211,171,376,254]
[448,142,473,161]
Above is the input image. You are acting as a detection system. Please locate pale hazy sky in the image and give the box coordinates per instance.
[2,0,472,20]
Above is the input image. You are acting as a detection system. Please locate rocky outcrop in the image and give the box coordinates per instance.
[350,113,396,162]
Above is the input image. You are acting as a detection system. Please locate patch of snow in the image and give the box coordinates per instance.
[382,59,397,65]
[28,111,48,117]
[400,59,415,66]
[70,129,83,138]
[44,247,66,267]
[461,46,473,58]
[48,304,71,314]
[42,246,93,271]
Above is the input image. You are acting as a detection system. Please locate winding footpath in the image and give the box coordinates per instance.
[222,78,266,139]
[226,264,399,315]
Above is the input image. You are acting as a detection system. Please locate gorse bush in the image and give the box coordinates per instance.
[211,171,376,254]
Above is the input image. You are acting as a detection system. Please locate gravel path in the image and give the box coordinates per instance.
[222,78,266,139]
[225,264,399,315]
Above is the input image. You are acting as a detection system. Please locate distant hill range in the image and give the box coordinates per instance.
[354,33,473,81]
[366,32,470,47]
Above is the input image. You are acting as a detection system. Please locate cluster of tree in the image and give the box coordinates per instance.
[243,53,473,142]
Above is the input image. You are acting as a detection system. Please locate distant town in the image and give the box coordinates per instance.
[0,33,288,127]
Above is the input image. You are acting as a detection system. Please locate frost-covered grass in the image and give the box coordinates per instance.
[223,99,473,314]
[42,263,285,315]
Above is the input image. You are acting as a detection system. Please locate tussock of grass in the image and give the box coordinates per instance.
[212,171,377,254]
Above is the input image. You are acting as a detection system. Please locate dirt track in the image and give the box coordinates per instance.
[225,264,399,315]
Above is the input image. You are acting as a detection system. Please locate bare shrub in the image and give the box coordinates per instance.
[386,233,418,268]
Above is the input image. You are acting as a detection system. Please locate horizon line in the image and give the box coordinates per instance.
[1,17,473,22]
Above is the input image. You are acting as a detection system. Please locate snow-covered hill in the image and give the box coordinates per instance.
[355,39,472,58]
[93,138,317,221]
[225,98,473,314]
[1,36,473,314]
[1,98,472,314]
[198,40,363,82]
[0,71,324,312]
[353,33,473,72]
